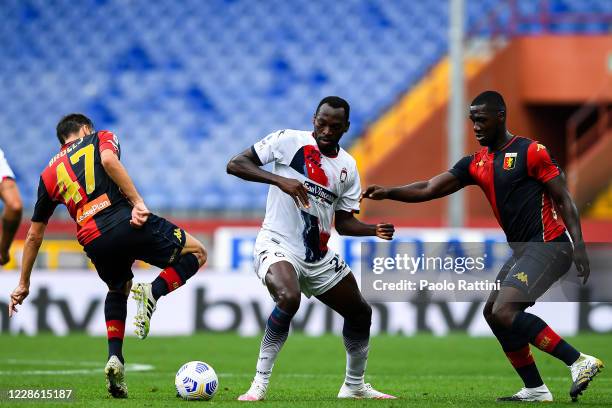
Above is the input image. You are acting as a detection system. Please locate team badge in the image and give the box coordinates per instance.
[340,168,347,183]
[503,152,517,170]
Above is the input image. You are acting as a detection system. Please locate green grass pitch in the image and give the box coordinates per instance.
[0,333,610,407]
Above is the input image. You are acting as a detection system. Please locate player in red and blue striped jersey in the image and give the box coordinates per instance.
[363,91,604,402]
[8,114,207,398]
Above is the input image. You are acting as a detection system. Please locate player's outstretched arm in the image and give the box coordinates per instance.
[100,149,150,227]
[334,210,394,240]
[227,148,310,208]
[362,172,462,203]
[545,176,590,284]
[8,221,46,317]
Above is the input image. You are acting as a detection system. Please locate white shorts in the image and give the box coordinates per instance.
[253,232,351,298]
[0,149,15,181]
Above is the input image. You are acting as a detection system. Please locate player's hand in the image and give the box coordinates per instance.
[361,185,389,201]
[375,223,394,240]
[277,178,310,208]
[9,283,29,317]
[130,201,151,228]
[573,242,590,284]
[0,251,10,266]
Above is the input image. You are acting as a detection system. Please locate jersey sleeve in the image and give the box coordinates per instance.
[31,177,58,223]
[252,130,293,165]
[0,149,15,180]
[448,155,475,187]
[527,142,560,183]
[336,165,361,214]
[98,130,120,158]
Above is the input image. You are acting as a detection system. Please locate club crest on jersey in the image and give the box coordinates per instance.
[340,168,348,183]
[503,152,517,170]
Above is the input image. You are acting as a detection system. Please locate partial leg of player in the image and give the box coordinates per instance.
[316,273,396,399]
[133,231,205,339]
[104,355,128,398]
[104,281,130,398]
[238,261,300,401]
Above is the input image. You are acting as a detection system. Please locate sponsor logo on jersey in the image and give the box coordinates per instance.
[303,180,337,205]
[503,152,517,170]
[76,193,111,226]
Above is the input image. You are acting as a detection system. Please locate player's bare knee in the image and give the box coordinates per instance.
[194,244,207,267]
[122,280,132,297]
[4,197,22,218]
[276,289,300,315]
[491,303,517,329]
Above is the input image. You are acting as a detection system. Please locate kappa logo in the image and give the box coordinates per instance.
[107,325,119,333]
[173,228,182,241]
[513,272,529,286]
[536,143,546,152]
[503,152,517,170]
[477,159,485,167]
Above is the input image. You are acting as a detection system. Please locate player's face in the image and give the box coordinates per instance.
[313,104,349,154]
[469,105,503,147]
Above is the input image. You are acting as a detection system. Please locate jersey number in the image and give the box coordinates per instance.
[329,254,346,273]
[56,144,95,204]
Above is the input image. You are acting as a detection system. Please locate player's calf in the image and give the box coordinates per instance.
[238,305,295,401]
[511,311,580,366]
[105,285,128,364]
[151,252,201,299]
[342,304,372,389]
[133,252,201,339]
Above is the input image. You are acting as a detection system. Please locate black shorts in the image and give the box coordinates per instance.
[497,233,573,303]
[84,214,187,290]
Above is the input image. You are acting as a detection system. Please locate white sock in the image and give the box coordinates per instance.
[253,311,291,384]
[344,336,369,387]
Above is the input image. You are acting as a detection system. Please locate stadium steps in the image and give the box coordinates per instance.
[588,182,612,219]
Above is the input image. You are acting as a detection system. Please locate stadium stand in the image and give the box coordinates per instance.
[0,0,610,211]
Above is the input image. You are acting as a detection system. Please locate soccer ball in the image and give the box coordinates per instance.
[175,361,218,400]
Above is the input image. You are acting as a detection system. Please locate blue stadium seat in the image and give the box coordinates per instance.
[0,0,609,211]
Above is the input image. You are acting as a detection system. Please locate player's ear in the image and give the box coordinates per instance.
[344,121,350,133]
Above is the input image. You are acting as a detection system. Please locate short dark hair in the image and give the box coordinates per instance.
[315,96,350,122]
[471,90,506,112]
[56,113,94,144]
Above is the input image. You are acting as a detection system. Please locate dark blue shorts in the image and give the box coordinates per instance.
[84,214,186,290]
